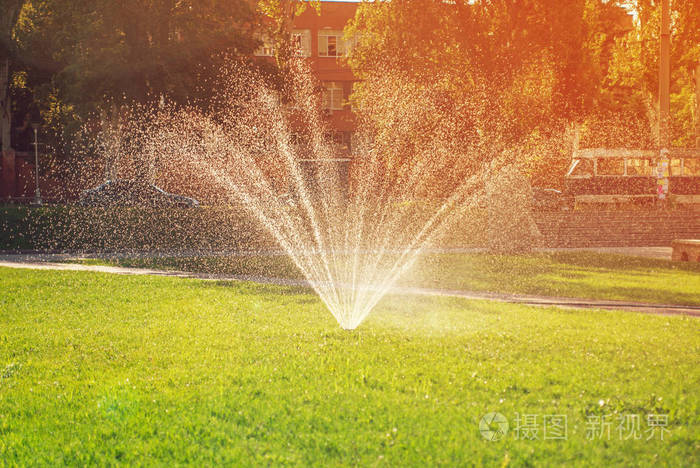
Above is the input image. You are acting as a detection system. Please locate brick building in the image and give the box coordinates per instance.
[255,1,359,156]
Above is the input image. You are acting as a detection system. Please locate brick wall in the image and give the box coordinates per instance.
[535,211,700,247]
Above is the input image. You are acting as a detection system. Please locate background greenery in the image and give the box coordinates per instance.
[348,0,700,186]
[0,204,491,251]
[2,1,698,187]
[0,204,275,251]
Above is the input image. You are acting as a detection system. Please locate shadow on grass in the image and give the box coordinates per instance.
[70,250,700,306]
[405,251,700,305]
[204,279,314,298]
[113,255,302,279]
[537,278,700,305]
[546,251,700,273]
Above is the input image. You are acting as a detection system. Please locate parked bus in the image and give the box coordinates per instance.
[564,148,700,206]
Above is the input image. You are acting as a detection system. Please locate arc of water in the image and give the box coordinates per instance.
[114,65,494,330]
[346,171,487,329]
[258,91,346,314]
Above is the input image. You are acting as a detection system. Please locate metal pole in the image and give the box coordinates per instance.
[696,62,700,149]
[659,0,670,149]
[33,127,41,205]
[656,0,671,206]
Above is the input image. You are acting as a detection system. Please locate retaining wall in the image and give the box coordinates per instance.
[534,211,700,247]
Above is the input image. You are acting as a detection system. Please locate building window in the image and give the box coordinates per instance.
[254,36,274,57]
[333,131,353,152]
[670,158,682,176]
[319,30,346,57]
[684,158,700,176]
[626,158,653,176]
[323,82,344,111]
[292,34,303,56]
[596,158,625,176]
[292,29,311,57]
[256,31,310,57]
[327,36,337,56]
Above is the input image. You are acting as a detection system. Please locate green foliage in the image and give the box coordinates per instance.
[257,0,319,71]
[0,267,697,465]
[600,0,699,147]
[347,0,700,182]
[346,0,623,184]
[347,0,614,131]
[6,0,267,158]
[0,1,25,57]
[0,204,275,251]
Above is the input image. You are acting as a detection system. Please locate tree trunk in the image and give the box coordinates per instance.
[1,57,10,151]
[1,0,27,151]
[273,1,296,72]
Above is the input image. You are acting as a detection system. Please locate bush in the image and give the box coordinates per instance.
[0,204,276,252]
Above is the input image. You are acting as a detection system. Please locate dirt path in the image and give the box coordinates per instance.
[1,257,697,318]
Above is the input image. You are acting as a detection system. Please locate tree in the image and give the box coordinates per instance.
[6,0,266,160]
[346,0,619,183]
[605,0,700,147]
[16,0,262,109]
[349,0,613,120]
[0,0,27,151]
[257,0,319,72]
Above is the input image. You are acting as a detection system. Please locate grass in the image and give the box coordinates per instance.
[405,251,700,306]
[1,266,698,466]
[71,251,700,306]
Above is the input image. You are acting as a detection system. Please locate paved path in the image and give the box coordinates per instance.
[0,246,674,264]
[1,256,697,318]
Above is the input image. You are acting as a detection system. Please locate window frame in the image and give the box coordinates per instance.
[625,158,654,177]
[291,29,311,57]
[318,30,346,57]
[594,158,626,177]
[322,81,344,111]
[683,158,700,176]
[254,36,274,57]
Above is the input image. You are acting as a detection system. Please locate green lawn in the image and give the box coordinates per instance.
[405,251,700,306]
[76,251,700,306]
[1,267,698,466]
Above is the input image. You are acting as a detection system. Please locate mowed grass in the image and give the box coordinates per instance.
[78,251,700,306]
[405,251,700,306]
[1,267,698,466]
